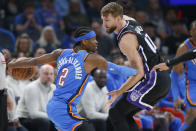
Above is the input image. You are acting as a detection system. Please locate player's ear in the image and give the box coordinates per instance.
[81,39,88,47]
[117,16,122,22]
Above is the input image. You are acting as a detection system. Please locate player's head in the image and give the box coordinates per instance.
[190,20,196,38]
[101,2,123,34]
[73,27,98,52]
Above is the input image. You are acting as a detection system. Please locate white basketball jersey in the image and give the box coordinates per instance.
[0,52,6,89]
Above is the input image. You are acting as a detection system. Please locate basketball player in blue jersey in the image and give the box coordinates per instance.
[153,20,196,131]
[8,27,137,131]
[101,2,171,131]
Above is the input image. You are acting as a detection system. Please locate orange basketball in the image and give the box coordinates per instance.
[10,57,36,80]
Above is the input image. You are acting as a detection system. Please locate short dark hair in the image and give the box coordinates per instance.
[73,26,92,48]
[101,2,123,18]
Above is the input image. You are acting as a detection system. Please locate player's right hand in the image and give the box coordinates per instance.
[151,63,169,72]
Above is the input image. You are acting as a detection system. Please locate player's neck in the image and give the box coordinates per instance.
[73,46,83,53]
[114,19,126,34]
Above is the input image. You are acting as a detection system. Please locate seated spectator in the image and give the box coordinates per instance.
[64,0,89,30]
[33,26,60,53]
[157,8,178,40]
[7,88,28,131]
[13,33,33,57]
[144,22,162,50]
[33,47,46,57]
[85,0,104,22]
[61,27,75,49]
[35,0,64,30]
[116,0,137,18]
[16,64,56,131]
[158,70,186,123]
[164,20,188,57]
[147,0,164,27]
[135,11,149,26]
[91,21,115,58]
[15,2,42,38]
[78,69,108,131]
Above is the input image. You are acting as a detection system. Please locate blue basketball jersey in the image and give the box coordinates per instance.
[54,49,89,105]
[184,39,196,81]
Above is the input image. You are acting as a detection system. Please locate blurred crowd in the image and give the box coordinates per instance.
[0,0,195,131]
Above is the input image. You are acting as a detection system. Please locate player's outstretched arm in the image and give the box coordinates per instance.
[151,48,196,72]
[84,53,137,76]
[8,49,62,68]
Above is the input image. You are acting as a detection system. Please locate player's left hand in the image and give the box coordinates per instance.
[105,90,121,111]
[151,63,169,72]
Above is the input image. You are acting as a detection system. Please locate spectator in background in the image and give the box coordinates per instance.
[135,11,149,26]
[116,0,137,18]
[78,69,108,131]
[35,0,64,30]
[55,0,86,17]
[144,22,162,50]
[147,0,164,27]
[15,2,42,33]
[64,0,89,30]
[85,0,104,22]
[61,27,75,49]
[165,20,188,56]
[91,21,114,58]
[16,64,56,131]
[34,26,60,53]
[157,8,178,40]
[33,47,46,57]
[13,33,33,57]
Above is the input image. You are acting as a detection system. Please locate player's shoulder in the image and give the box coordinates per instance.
[123,15,136,21]
[177,42,189,55]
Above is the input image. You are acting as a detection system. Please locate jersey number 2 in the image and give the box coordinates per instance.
[58,68,69,87]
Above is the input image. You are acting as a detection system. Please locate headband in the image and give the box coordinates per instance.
[74,31,96,42]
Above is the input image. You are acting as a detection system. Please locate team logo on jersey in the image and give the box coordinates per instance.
[135,26,143,35]
[130,90,142,101]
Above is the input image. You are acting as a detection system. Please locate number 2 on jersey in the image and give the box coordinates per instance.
[58,67,69,87]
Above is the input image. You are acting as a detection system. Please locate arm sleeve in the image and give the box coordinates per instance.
[106,62,137,77]
[167,48,196,67]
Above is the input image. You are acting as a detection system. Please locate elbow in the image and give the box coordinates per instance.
[137,69,144,79]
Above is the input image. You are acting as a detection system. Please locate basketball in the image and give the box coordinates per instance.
[10,58,36,80]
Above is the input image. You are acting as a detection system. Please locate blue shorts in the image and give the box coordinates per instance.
[47,98,85,131]
[185,80,196,108]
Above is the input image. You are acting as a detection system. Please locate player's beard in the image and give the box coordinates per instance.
[106,26,117,34]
